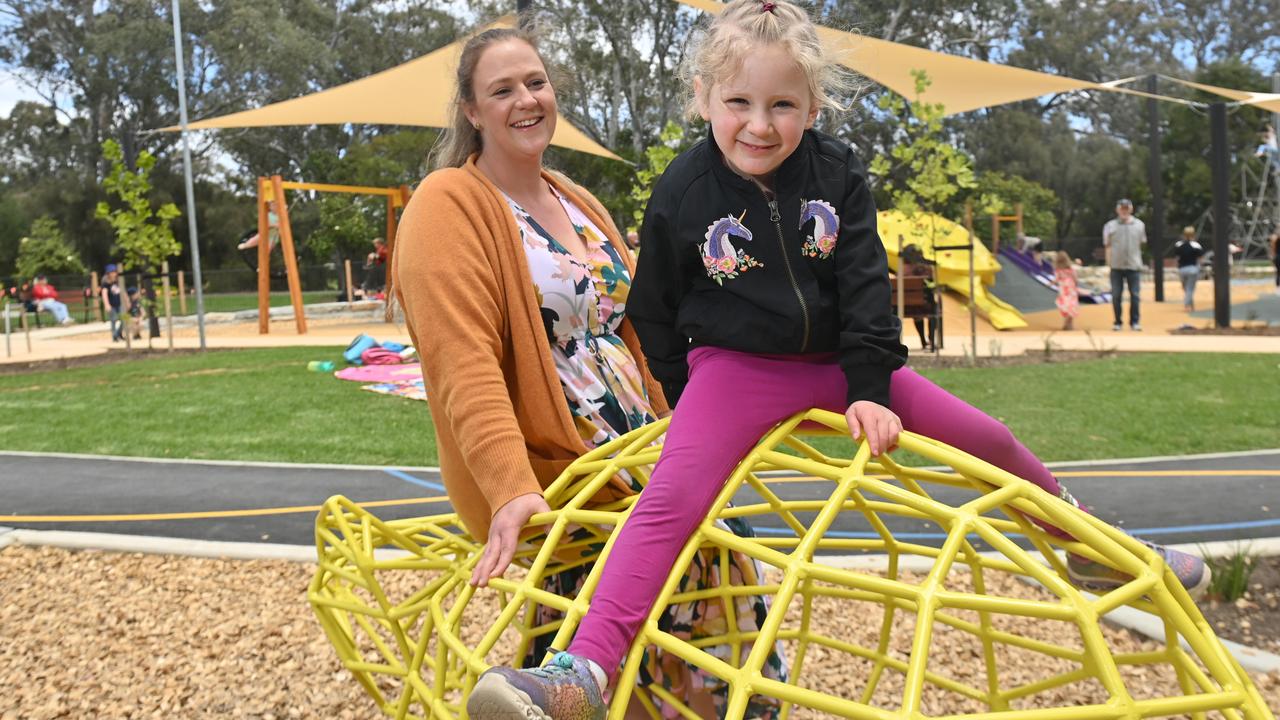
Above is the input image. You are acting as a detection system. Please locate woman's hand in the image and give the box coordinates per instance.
[471,492,551,587]
[845,401,902,456]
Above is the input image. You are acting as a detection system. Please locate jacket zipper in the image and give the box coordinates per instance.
[765,194,810,352]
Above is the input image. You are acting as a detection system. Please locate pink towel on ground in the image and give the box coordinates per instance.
[334,363,422,383]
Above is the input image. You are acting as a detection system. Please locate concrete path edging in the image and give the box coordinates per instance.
[3,526,1277,674]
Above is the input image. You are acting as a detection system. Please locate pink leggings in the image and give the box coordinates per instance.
[568,347,1070,675]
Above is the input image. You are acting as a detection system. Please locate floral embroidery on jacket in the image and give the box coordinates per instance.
[700,211,763,284]
[799,199,839,259]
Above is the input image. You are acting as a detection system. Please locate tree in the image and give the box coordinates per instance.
[14,216,86,279]
[95,139,181,274]
[307,195,379,261]
[628,122,687,232]
[869,70,987,245]
[951,171,1059,245]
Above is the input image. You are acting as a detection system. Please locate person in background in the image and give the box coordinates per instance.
[31,275,73,325]
[126,285,143,340]
[1102,198,1146,331]
[1172,226,1206,312]
[1268,231,1279,295]
[361,237,389,298]
[900,244,937,351]
[237,200,280,250]
[1053,251,1079,330]
[101,264,123,341]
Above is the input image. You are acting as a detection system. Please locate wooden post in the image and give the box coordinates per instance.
[384,194,398,304]
[3,299,10,358]
[271,175,307,334]
[178,270,187,315]
[162,261,174,351]
[344,259,354,304]
[1015,203,1024,239]
[257,177,272,334]
[20,304,31,353]
[990,212,999,255]
[896,234,905,327]
[90,272,103,322]
[965,201,978,365]
[119,272,133,351]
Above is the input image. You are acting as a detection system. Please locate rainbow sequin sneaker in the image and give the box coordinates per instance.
[467,651,606,720]
[1068,540,1211,600]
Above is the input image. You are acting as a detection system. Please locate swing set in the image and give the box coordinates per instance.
[253,175,412,334]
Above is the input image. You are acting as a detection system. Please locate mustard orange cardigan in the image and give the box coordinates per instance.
[393,158,670,539]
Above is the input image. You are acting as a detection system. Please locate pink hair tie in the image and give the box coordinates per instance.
[761,1,776,11]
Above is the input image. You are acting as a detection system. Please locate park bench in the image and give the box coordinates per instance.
[889,273,935,320]
[890,273,942,349]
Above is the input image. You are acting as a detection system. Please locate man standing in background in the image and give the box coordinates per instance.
[1103,198,1146,331]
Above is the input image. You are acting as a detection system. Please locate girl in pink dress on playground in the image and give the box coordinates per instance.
[467,2,1207,717]
[1054,250,1080,330]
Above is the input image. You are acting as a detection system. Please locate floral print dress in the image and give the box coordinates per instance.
[1055,266,1079,319]
[504,189,788,719]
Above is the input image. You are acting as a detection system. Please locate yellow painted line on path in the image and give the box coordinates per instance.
[5,495,452,523]
[763,469,1280,483]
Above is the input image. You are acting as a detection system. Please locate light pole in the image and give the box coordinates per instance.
[170,0,207,350]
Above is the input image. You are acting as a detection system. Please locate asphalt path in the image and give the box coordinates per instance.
[2,450,1278,549]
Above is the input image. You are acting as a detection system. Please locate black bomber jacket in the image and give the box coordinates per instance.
[627,129,907,408]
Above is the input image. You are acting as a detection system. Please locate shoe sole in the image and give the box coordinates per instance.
[1068,563,1212,602]
[466,673,553,720]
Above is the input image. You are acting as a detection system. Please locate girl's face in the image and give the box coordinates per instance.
[697,43,818,183]
[465,39,558,165]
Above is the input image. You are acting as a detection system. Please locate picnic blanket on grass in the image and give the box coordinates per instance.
[333,363,426,402]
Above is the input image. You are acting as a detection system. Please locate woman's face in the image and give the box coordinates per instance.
[465,39,557,165]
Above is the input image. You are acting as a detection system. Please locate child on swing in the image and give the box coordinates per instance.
[468,2,1207,716]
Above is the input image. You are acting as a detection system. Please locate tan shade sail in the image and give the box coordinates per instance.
[676,0,1100,115]
[160,17,621,161]
[1162,77,1280,113]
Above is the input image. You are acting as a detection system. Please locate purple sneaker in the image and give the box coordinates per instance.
[467,651,606,720]
[1068,540,1211,600]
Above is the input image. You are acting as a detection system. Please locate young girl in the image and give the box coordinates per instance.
[1053,250,1079,330]
[468,3,1206,717]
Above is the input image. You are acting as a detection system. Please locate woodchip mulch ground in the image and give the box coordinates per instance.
[2,545,1276,719]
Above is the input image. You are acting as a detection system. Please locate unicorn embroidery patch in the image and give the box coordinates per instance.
[701,211,763,284]
[800,199,839,259]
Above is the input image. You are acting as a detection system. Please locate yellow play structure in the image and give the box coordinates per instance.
[308,414,1272,719]
[878,210,1028,331]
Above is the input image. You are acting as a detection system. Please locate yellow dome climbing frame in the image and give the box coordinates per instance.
[308,411,1273,719]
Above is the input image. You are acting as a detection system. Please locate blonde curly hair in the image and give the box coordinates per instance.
[680,0,857,121]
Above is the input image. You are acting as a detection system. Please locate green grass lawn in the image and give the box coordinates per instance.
[183,291,342,315]
[1,348,1276,466]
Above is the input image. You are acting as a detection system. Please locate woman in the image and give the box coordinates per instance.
[1173,226,1206,311]
[392,25,785,718]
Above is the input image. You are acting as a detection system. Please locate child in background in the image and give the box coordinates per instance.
[1053,250,1079,330]
[1173,226,1206,311]
[126,286,143,340]
[467,2,1207,717]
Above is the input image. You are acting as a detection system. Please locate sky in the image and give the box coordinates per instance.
[0,69,37,117]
